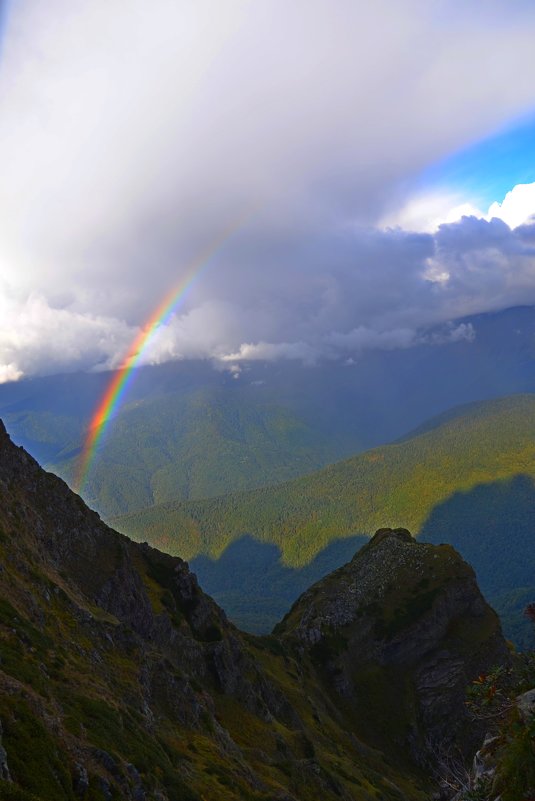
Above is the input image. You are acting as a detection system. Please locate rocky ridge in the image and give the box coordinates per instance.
[0,422,508,800]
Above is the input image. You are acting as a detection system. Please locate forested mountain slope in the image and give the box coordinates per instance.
[61,389,342,517]
[116,394,535,563]
[115,394,535,641]
[2,378,345,518]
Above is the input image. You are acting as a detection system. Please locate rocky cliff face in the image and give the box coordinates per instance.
[0,423,508,800]
[275,528,509,763]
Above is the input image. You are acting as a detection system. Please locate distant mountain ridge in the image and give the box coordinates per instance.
[63,388,343,516]
[114,393,535,644]
[2,375,348,516]
[2,304,535,518]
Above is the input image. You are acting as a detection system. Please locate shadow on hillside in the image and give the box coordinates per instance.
[420,473,535,650]
[191,534,368,635]
[192,474,535,645]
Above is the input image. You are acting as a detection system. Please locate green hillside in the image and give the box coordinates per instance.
[114,394,535,641]
[10,388,345,517]
[114,394,535,563]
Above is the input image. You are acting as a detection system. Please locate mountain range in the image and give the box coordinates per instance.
[2,305,535,519]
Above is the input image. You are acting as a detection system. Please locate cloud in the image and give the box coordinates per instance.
[0,294,136,382]
[2,3,535,379]
[382,195,484,233]
[211,218,535,365]
[386,181,535,233]
[421,322,476,346]
[1,215,535,379]
[0,364,23,384]
[221,341,319,365]
[487,183,535,229]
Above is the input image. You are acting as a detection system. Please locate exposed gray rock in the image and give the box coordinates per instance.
[517,687,535,724]
[472,733,499,786]
[0,720,11,782]
[73,762,89,797]
[98,777,113,801]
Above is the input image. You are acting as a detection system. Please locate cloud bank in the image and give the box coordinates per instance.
[1,2,535,380]
[1,214,534,380]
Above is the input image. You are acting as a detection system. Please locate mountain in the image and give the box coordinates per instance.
[3,305,535,518]
[60,388,342,517]
[0,368,347,518]
[114,394,535,643]
[0,420,508,800]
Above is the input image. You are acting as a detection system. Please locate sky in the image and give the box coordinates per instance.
[1,0,535,382]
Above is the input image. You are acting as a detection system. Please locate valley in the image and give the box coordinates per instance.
[3,308,535,646]
[114,393,535,645]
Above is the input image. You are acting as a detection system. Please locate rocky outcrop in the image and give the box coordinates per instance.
[276,528,509,763]
[517,687,535,723]
[452,687,535,801]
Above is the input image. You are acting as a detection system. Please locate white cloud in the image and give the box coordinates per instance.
[388,181,535,233]
[487,183,535,229]
[382,195,484,233]
[221,341,319,364]
[0,364,23,384]
[0,294,136,381]
[215,306,478,366]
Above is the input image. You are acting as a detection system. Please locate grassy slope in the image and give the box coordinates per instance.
[114,394,535,641]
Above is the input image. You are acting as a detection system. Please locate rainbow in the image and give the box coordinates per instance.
[75,217,248,493]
